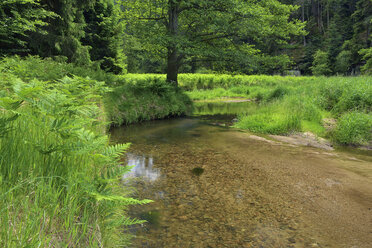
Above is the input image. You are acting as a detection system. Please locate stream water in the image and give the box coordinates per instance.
[110,101,372,248]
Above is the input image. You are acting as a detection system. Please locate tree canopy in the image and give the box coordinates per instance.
[120,0,305,83]
[0,0,371,77]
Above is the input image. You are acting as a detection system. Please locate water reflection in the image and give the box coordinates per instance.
[123,153,161,181]
[193,101,255,116]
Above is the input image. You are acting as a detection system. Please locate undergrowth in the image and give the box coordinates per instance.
[0,57,155,246]
[105,76,192,125]
[101,73,371,146]
[177,74,371,146]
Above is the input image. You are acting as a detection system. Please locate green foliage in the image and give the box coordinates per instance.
[311,50,332,76]
[234,95,322,135]
[235,110,302,135]
[359,47,372,75]
[178,74,317,91]
[24,0,94,65]
[0,58,151,246]
[0,0,56,56]
[181,73,371,145]
[120,0,305,81]
[333,112,372,145]
[266,86,290,102]
[0,55,116,83]
[318,77,372,114]
[105,76,192,125]
[82,0,126,73]
[335,50,352,75]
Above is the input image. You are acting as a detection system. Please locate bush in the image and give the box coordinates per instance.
[311,50,332,76]
[266,86,289,101]
[333,112,372,145]
[359,47,372,75]
[335,50,352,75]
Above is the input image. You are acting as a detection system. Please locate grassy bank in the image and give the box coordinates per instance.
[0,57,176,246]
[184,75,371,146]
[105,76,191,126]
[99,73,371,146]
[0,57,192,126]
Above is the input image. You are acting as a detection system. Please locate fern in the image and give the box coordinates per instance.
[0,70,151,246]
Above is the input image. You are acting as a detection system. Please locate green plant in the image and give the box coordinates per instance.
[0,73,150,247]
[359,47,372,75]
[105,76,192,125]
[335,50,352,75]
[333,112,372,145]
[266,86,289,101]
[311,50,332,76]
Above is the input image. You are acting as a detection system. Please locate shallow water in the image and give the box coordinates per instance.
[110,102,372,248]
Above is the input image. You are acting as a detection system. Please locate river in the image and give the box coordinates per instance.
[110,101,372,248]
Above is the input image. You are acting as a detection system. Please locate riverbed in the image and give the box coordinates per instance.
[110,101,372,248]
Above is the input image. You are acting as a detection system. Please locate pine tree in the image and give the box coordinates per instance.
[83,0,126,73]
[0,0,55,56]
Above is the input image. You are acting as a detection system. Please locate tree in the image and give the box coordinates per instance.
[121,0,304,85]
[83,0,126,73]
[0,0,55,56]
[335,50,352,75]
[310,49,331,75]
[359,47,372,75]
[27,0,96,65]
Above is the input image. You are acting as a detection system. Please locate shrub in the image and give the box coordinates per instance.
[335,50,352,75]
[359,47,372,75]
[266,86,289,101]
[311,50,332,76]
[333,112,372,145]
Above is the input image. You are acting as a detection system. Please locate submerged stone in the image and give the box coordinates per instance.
[191,167,204,176]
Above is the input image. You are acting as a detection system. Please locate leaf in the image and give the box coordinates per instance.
[89,192,153,205]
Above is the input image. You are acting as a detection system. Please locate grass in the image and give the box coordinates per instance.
[0,57,156,246]
[333,112,372,146]
[178,74,371,146]
[105,76,192,126]
[97,72,371,146]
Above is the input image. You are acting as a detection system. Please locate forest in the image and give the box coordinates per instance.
[1,0,371,77]
[0,0,371,247]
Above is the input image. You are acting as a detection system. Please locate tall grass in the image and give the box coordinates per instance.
[0,57,193,126]
[97,73,371,145]
[333,112,372,145]
[0,71,150,246]
[178,74,371,146]
[234,77,371,144]
[105,77,192,126]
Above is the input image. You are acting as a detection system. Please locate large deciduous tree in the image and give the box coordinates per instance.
[121,0,305,85]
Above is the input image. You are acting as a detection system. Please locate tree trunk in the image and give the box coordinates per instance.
[167,49,178,85]
[166,0,179,86]
[302,0,306,46]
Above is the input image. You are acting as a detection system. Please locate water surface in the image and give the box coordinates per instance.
[110,101,372,248]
